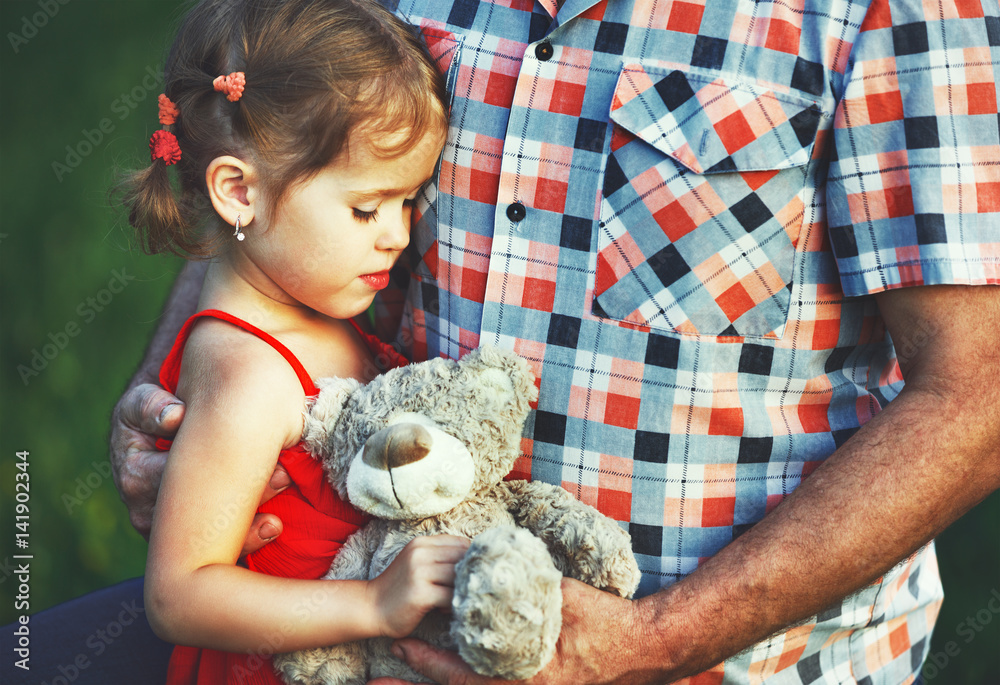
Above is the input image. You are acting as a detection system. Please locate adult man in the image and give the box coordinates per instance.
[112,0,999,683]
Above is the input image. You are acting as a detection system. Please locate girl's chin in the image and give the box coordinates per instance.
[313,294,376,322]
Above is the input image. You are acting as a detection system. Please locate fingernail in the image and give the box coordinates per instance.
[259,522,279,541]
[391,642,405,660]
[158,403,182,424]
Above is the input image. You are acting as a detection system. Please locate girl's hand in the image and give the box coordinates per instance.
[368,535,471,639]
[369,579,653,685]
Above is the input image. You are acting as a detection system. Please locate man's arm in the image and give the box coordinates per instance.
[380,283,1000,684]
[109,260,289,553]
[110,260,205,536]
[130,260,210,388]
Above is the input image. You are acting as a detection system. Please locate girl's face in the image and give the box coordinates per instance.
[240,125,445,319]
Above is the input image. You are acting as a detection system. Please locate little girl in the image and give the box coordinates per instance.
[121,1,462,683]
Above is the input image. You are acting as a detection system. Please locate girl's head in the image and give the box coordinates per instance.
[123,0,448,259]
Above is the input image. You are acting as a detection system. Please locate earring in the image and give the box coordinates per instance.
[233,214,245,242]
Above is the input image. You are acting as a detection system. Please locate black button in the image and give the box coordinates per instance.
[506,202,526,222]
[535,42,554,61]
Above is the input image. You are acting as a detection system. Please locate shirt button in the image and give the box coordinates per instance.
[506,202,526,222]
[535,42,554,61]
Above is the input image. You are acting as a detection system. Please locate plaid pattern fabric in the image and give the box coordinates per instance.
[386,0,1000,682]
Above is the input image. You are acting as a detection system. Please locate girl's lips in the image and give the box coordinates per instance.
[360,271,391,290]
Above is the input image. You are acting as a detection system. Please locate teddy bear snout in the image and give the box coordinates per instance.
[346,413,477,519]
[361,423,434,471]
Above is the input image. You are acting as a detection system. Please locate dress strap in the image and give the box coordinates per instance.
[159,309,319,397]
[345,318,410,371]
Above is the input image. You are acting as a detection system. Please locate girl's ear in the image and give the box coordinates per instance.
[205,155,259,229]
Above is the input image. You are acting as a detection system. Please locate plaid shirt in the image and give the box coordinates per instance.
[386,0,1000,682]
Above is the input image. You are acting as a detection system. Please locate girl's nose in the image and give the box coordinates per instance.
[376,204,411,251]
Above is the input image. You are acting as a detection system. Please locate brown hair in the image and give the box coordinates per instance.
[121,0,448,257]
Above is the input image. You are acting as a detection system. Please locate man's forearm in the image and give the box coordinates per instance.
[126,260,207,388]
[633,369,1000,680]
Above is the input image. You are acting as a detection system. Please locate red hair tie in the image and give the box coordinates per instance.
[150,129,182,165]
[157,94,179,125]
[213,72,246,102]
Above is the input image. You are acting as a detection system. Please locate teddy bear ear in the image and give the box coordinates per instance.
[302,376,361,459]
[467,346,539,405]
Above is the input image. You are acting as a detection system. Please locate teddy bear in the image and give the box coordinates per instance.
[273,347,641,685]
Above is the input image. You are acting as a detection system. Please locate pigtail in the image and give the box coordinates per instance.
[120,160,198,256]
[117,87,215,257]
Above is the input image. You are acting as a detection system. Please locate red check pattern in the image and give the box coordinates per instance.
[383,0,1000,682]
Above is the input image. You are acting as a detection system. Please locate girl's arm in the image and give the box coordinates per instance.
[144,323,467,652]
[110,261,290,554]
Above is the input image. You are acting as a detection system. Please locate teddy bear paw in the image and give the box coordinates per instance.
[450,526,563,680]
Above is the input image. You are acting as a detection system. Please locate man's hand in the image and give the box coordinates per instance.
[110,383,184,537]
[368,578,670,685]
[110,383,290,556]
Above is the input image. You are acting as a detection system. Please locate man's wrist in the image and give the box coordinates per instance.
[626,566,755,683]
[628,586,698,682]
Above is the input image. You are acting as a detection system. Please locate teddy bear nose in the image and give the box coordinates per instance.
[362,423,434,470]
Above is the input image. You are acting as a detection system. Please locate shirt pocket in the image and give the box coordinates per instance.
[595,64,823,338]
[408,25,463,281]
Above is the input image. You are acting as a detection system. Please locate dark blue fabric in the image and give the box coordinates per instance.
[2,577,171,685]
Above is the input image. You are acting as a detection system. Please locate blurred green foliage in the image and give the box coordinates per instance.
[1,0,188,618]
[0,1,997,683]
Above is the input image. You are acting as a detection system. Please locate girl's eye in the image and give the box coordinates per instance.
[353,208,379,223]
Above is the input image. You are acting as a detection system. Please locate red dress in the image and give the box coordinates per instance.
[159,309,407,685]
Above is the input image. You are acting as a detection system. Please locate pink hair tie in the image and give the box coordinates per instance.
[150,129,182,165]
[213,71,246,102]
[157,94,179,125]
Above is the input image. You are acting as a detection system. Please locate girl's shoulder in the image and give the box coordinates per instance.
[175,317,310,448]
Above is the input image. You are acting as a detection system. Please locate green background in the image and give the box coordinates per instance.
[0,1,997,682]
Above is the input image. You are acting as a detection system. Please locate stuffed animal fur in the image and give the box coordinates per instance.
[273,347,640,684]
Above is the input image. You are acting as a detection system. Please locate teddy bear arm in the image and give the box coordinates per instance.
[324,524,380,581]
[503,481,641,599]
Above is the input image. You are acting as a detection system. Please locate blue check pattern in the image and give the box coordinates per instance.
[382,0,1000,682]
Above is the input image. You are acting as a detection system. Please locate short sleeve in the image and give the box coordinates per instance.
[826,0,1000,297]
